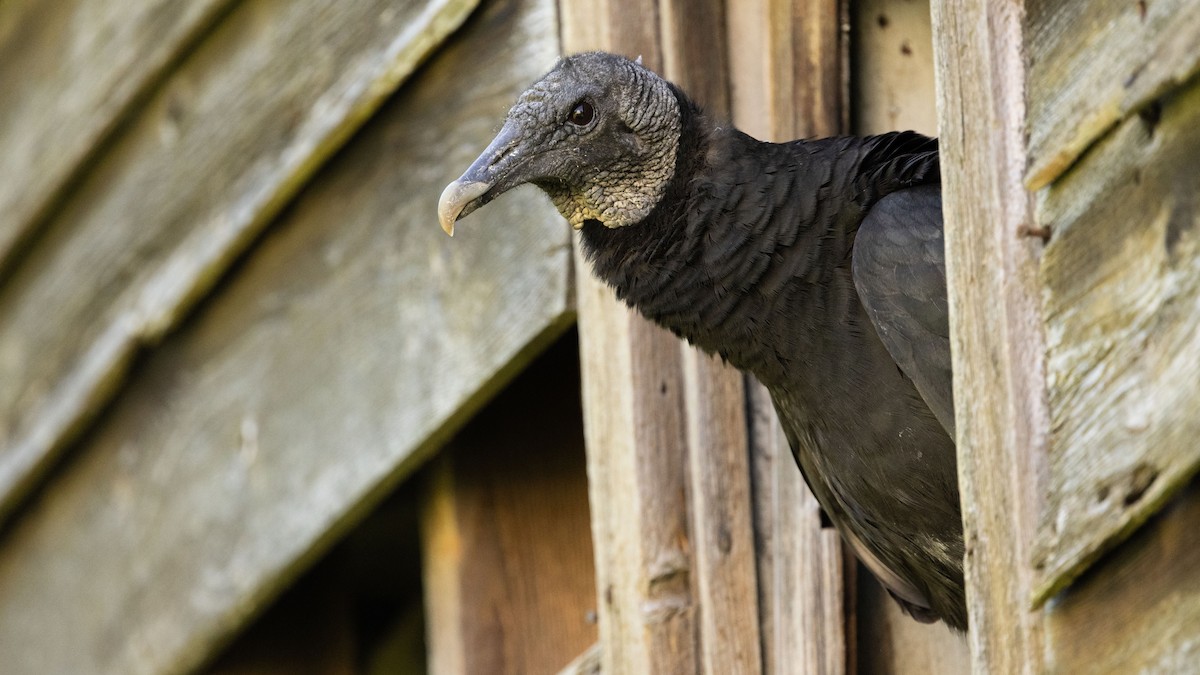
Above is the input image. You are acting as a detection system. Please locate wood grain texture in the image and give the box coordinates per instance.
[573,275,699,675]
[682,350,763,673]
[1025,0,1200,189]
[562,1,766,672]
[0,0,479,524]
[1044,481,1200,674]
[0,0,237,270]
[1032,76,1200,605]
[852,0,938,136]
[727,2,850,673]
[421,340,597,675]
[0,0,569,671]
[727,0,846,142]
[931,0,1048,672]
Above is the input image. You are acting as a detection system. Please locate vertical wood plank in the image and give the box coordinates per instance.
[421,338,598,675]
[661,5,765,673]
[727,2,850,674]
[852,0,938,136]
[930,0,1047,672]
[681,350,763,673]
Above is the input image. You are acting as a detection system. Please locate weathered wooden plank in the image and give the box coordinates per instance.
[0,0,238,271]
[573,264,698,675]
[681,350,763,673]
[930,0,1048,672]
[727,0,846,142]
[727,2,850,673]
[1032,75,1200,605]
[1044,481,1200,674]
[421,338,597,675]
[1024,0,1200,189]
[0,0,568,672]
[0,0,480,523]
[852,0,937,136]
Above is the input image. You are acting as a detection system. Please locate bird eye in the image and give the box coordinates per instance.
[568,100,595,126]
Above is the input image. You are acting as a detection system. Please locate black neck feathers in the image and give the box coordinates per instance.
[579,91,938,381]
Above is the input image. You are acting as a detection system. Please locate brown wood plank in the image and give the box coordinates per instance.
[1032,75,1200,605]
[0,0,480,524]
[0,0,238,271]
[421,337,597,675]
[852,0,938,136]
[681,350,763,673]
[727,2,850,673]
[930,0,1048,671]
[0,0,568,671]
[661,6,765,673]
[1025,0,1200,189]
[1044,480,1200,673]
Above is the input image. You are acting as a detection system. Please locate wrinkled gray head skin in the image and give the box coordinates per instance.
[438,52,681,235]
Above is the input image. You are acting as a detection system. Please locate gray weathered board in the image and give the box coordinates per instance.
[0,0,570,671]
[0,0,237,269]
[932,0,1049,671]
[1024,0,1200,189]
[1032,74,1200,605]
[1044,483,1200,673]
[0,0,479,523]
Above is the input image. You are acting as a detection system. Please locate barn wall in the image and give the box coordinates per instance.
[0,0,571,672]
[935,0,1200,672]
[0,0,484,523]
[6,0,1195,672]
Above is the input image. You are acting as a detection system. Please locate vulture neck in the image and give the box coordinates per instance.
[579,90,863,385]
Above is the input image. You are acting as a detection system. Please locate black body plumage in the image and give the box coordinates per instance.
[440,53,964,631]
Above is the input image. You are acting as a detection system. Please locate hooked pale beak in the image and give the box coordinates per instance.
[437,123,525,237]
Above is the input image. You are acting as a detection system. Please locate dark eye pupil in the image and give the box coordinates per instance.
[569,101,594,126]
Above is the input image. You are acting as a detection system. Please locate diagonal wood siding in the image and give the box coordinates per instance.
[0,0,568,671]
[0,0,238,270]
[0,0,479,524]
[1024,0,1200,189]
[1033,69,1200,607]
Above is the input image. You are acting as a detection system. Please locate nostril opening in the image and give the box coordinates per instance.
[492,142,517,167]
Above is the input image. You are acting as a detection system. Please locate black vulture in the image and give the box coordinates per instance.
[438,52,963,630]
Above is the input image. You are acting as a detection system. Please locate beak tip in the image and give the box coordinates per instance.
[437,179,491,238]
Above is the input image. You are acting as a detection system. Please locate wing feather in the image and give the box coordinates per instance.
[852,185,954,437]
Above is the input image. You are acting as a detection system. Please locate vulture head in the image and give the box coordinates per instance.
[438,52,681,235]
